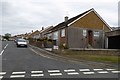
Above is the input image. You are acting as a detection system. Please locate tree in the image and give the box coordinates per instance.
[3,33,11,40]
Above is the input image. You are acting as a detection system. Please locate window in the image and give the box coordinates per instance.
[83,30,87,36]
[47,33,52,39]
[61,29,65,37]
[53,31,58,40]
[94,31,99,37]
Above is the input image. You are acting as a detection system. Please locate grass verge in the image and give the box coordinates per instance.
[58,50,120,64]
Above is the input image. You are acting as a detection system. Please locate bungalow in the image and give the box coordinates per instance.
[40,26,53,39]
[46,8,111,49]
[28,30,40,39]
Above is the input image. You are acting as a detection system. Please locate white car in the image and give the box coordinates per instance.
[16,39,28,47]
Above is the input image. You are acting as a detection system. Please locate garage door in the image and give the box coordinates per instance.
[108,36,120,49]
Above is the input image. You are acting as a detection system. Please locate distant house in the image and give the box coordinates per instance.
[29,30,40,39]
[46,8,111,49]
[40,26,53,39]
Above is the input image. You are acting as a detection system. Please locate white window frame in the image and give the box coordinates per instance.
[94,31,99,37]
[83,30,87,37]
[61,29,65,37]
[47,33,52,39]
[53,31,58,40]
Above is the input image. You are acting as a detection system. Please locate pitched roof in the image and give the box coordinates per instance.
[51,8,111,31]
[51,8,93,31]
[40,26,53,34]
[29,30,40,37]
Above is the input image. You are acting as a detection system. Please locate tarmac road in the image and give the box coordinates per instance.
[0,41,119,79]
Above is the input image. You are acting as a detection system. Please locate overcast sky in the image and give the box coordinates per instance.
[0,0,119,36]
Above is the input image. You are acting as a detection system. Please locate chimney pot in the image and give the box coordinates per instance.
[65,16,68,22]
[42,27,44,30]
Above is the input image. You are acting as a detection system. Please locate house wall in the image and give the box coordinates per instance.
[68,27,104,49]
[70,11,110,32]
[33,34,40,39]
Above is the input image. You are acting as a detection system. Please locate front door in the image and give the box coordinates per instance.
[88,30,93,46]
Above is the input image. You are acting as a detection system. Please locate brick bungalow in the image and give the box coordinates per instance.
[44,8,112,49]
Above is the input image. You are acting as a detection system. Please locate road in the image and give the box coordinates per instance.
[0,41,119,79]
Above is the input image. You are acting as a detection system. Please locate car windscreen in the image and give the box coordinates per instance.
[18,39,26,42]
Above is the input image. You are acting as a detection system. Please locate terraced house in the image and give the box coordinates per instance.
[43,8,112,49]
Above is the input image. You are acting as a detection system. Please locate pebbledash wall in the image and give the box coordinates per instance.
[67,27,104,49]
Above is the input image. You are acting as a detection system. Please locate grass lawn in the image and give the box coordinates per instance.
[59,50,120,64]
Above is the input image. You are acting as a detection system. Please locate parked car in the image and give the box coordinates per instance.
[16,39,28,47]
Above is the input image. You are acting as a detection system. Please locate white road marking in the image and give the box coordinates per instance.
[0,50,4,55]
[64,69,76,72]
[0,76,3,79]
[31,71,43,73]
[31,74,44,77]
[0,44,8,55]
[50,73,62,76]
[4,44,8,49]
[0,72,6,75]
[48,70,60,73]
[10,75,25,78]
[12,71,26,74]
[112,71,120,73]
[67,72,79,75]
[83,72,95,74]
[79,69,90,71]
[98,71,108,73]
[106,69,116,71]
[93,69,103,71]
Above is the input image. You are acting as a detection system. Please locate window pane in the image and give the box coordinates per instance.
[61,29,65,37]
[53,31,58,40]
[94,31,99,37]
[83,30,87,36]
[47,33,52,39]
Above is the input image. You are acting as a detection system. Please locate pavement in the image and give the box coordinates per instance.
[0,41,119,79]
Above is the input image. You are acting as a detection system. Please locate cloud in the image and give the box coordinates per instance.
[1,0,119,35]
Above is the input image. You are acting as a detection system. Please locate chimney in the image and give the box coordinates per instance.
[42,27,44,30]
[32,30,33,33]
[64,16,68,22]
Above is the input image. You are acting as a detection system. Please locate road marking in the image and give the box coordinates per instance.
[12,71,26,74]
[4,44,8,49]
[0,44,8,55]
[112,71,120,73]
[79,69,90,71]
[0,50,4,55]
[10,75,25,78]
[48,70,62,76]
[48,70,60,73]
[0,76,3,79]
[0,72,6,75]
[67,72,79,75]
[31,74,44,77]
[83,72,95,74]
[106,69,116,71]
[98,71,108,73]
[64,69,76,72]
[50,73,62,76]
[31,71,43,73]
[93,69,103,71]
